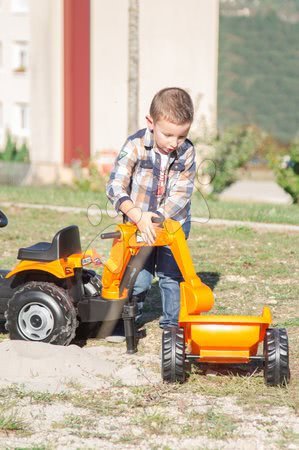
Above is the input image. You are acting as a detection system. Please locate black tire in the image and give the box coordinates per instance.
[162,327,186,383]
[264,327,290,386]
[5,281,77,345]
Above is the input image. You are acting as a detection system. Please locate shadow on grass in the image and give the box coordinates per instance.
[142,271,221,324]
[0,320,7,334]
[197,271,220,291]
[193,360,264,377]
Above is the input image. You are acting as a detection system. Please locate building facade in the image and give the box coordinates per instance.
[0,0,30,146]
[0,0,219,183]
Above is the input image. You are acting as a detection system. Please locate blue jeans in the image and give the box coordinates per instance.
[132,221,190,327]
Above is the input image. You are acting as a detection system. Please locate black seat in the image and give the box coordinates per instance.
[18,225,82,262]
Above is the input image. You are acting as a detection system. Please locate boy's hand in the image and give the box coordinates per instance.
[136,211,159,245]
[118,200,159,245]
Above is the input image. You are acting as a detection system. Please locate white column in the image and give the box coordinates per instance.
[29,0,63,164]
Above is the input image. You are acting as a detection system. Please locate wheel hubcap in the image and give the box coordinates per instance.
[18,302,54,340]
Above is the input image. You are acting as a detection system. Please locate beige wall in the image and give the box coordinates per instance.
[91,0,219,158]
[91,0,129,154]
[30,0,63,165]
[139,0,219,133]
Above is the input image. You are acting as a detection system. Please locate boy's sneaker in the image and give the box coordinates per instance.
[159,315,179,330]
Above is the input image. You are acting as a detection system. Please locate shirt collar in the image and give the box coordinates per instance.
[144,127,154,150]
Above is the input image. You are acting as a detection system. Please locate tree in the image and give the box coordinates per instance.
[128,0,139,135]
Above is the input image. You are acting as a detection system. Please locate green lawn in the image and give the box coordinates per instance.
[0,185,299,225]
[192,193,299,225]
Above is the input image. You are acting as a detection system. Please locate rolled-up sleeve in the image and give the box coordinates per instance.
[106,139,138,211]
[157,146,196,219]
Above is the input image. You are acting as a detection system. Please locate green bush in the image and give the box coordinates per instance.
[72,160,107,192]
[207,126,261,193]
[0,132,30,163]
[273,142,299,203]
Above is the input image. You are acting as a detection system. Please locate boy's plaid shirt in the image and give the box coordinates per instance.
[106,128,196,224]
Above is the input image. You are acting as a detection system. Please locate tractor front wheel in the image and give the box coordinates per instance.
[5,281,77,345]
[161,327,186,383]
[263,327,290,386]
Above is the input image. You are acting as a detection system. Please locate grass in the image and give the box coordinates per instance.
[52,413,97,431]
[1,184,299,225]
[0,203,298,447]
[0,185,108,209]
[0,406,27,433]
[131,410,171,435]
[203,409,237,439]
[277,428,299,449]
[192,192,299,225]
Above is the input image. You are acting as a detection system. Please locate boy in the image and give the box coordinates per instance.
[106,87,195,328]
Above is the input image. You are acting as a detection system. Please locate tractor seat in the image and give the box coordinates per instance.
[18,225,82,262]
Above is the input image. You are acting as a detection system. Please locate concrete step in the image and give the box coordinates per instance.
[219,180,293,205]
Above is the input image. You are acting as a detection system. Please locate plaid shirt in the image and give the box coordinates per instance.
[106,128,196,224]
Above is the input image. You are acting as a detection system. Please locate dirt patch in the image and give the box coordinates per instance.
[0,336,298,449]
[0,340,159,393]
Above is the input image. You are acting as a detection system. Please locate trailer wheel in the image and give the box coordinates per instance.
[5,281,77,345]
[264,327,290,386]
[162,327,186,383]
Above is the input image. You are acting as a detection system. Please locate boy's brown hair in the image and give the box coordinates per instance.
[149,87,194,125]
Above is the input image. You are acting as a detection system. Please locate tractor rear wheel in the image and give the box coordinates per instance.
[5,281,77,345]
[263,327,290,386]
[161,326,186,383]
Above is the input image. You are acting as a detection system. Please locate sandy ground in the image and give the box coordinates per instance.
[0,336,298,450]
[0,339,159,393]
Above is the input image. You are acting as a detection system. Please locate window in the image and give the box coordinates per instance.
[12,41,28,73]
[0,103,3,130]
[11,0,29,13]
[14,103,29,136]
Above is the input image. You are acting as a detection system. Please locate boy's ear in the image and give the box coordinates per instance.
[146,115,154,130]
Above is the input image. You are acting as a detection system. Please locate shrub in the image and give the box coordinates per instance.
[273,141,299,203]
[206,126,261,194]
[72,160,107,192]
[0,131,30,163]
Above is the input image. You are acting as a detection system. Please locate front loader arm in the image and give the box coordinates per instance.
[100,219,214,314]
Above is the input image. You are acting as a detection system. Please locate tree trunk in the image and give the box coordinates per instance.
[128,0,139,135]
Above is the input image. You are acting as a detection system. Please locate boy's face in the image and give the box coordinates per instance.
[146,116,191,155]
